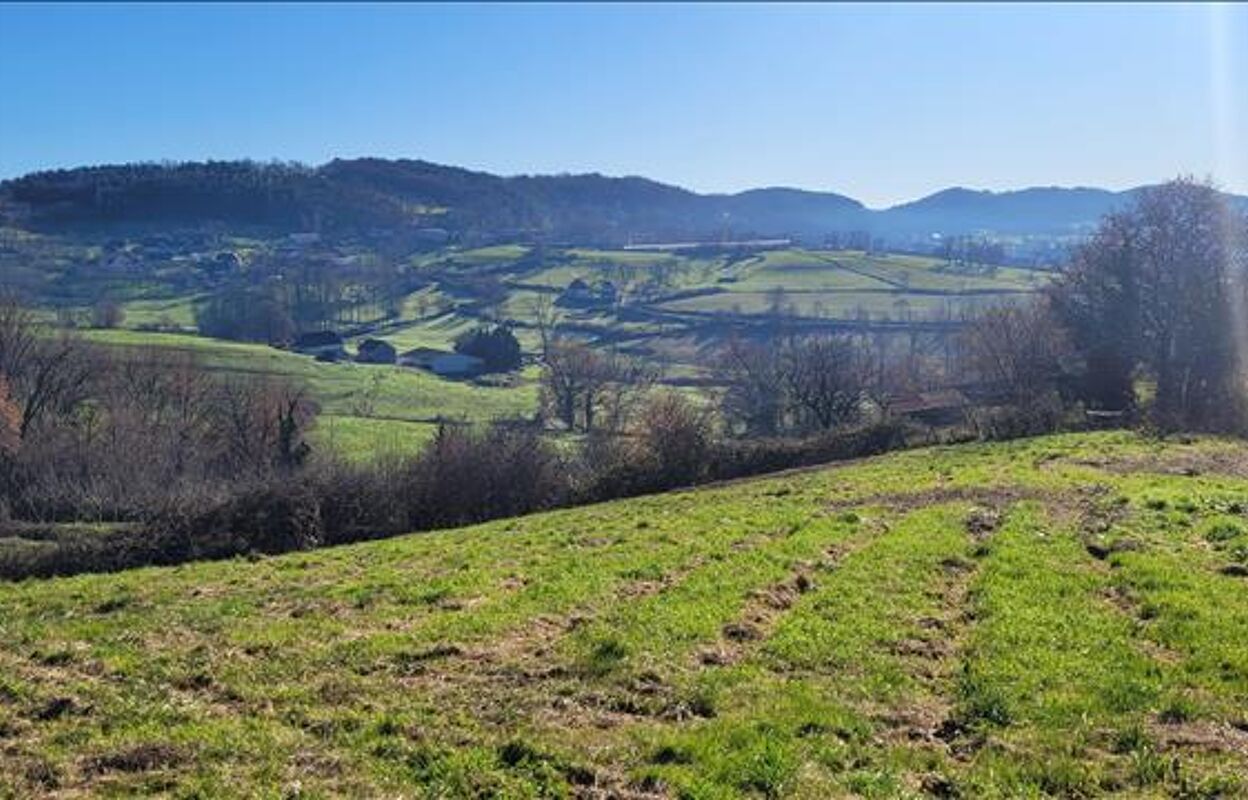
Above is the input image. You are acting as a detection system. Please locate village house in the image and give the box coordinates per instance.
[556,278,618,309]
[292,331,347,361]
[355,338,397,364]
[398,347,485,378]
[887,388,969,427]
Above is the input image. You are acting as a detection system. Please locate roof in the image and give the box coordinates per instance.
[293,331,343,348]
[400,347,451,360]
[889,389,969,415]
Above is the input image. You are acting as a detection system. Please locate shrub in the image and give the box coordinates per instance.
[453,324,522,372]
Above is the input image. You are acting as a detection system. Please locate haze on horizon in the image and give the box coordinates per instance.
[1,2,1245,208]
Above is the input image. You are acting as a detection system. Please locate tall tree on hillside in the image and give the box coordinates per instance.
[717,335,785,436]
[1050,179,1248,429]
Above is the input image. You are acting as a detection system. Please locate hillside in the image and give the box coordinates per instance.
[6,158,1243,246]
[3,432,1248,797]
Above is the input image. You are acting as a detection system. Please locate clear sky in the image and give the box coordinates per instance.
[1,2,1245,207]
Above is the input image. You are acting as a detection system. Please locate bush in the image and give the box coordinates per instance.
[708,421,910,481]
[404,421,568,528]
[454,324,522,372]
[968,394,1067,441]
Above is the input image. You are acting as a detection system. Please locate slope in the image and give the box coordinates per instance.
[2,432,1248,797]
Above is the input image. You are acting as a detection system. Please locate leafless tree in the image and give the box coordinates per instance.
[717,334,784,436]
[92,299,125,329]
[0,296,99,439]
[960,301,1068,408]
[539,339,653,432]
[210,376,317,476]
[779,334,873,432]
[532,291,557,359]
[0,374,19,457]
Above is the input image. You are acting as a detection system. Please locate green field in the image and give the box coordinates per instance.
[662,251,1039,319]
[82,330,538,461]
[50,244,1051,464]
[3,431,1247,797]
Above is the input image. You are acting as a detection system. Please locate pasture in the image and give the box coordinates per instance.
[2,431,1247,797]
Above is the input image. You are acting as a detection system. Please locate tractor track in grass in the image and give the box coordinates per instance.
[395,519,824,723]
[881,504,1005,765]
[385,516,846,797]
[695,534,873,670]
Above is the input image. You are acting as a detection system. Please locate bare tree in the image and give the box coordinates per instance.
[717,334,784,436]
[0,374,18,457]
[92,299,125,329]
[960,301,1068,408]
[210,377,317,476]
[779,334,873,432]
[633,390,714,487]
[0,296,99,439]
[539,340,652,432]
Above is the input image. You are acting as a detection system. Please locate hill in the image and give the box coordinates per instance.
[881,186,1130,236]
[3,431,1247,797]
[6,158,1243,245]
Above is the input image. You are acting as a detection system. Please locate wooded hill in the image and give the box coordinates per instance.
[6,158,1243,245]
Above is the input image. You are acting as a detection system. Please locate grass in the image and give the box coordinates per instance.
[3,431,1248,796]
[81,329,538,461]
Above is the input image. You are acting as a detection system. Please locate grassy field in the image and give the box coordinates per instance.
[3,431,1248,797]
[66,245,1049,459]
[661,251,1038,320]
[82,330,538,461]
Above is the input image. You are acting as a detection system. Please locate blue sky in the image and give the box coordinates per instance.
[1,3,1245,207]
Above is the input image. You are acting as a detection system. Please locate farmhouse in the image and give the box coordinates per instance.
[888,388,969,427]
[355,338,396,364]
[398,347,485,378]
[556,278,618,309]
[292,331,347,361]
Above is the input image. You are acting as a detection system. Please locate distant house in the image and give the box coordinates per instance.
[288,232,321,247]
[556,278,618,309]
[356,338,396,365]
[888,389,969,427]
[399,347,485,378]
[292,331,347,361]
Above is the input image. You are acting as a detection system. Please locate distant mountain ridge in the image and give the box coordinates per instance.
[2,157,1243,245]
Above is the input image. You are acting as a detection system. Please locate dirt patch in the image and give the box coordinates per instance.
[1103,451,1248,480]
[889,637,954,661]
[1085,536,1144,561]
[965,507,1002,539]
[827,484,1094,519]
[1149,718,1248,760]
[874,703,952,745]
[696,563,820,669]
[32,696,83,722]
[82,743,187,776]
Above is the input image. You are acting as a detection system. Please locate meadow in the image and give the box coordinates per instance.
[67,245,1047,462]
[82,330,538,461]
[2,431,1247,797]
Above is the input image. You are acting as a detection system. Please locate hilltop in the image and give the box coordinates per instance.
[2,431,1247,797]
[6,158,1244,247]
